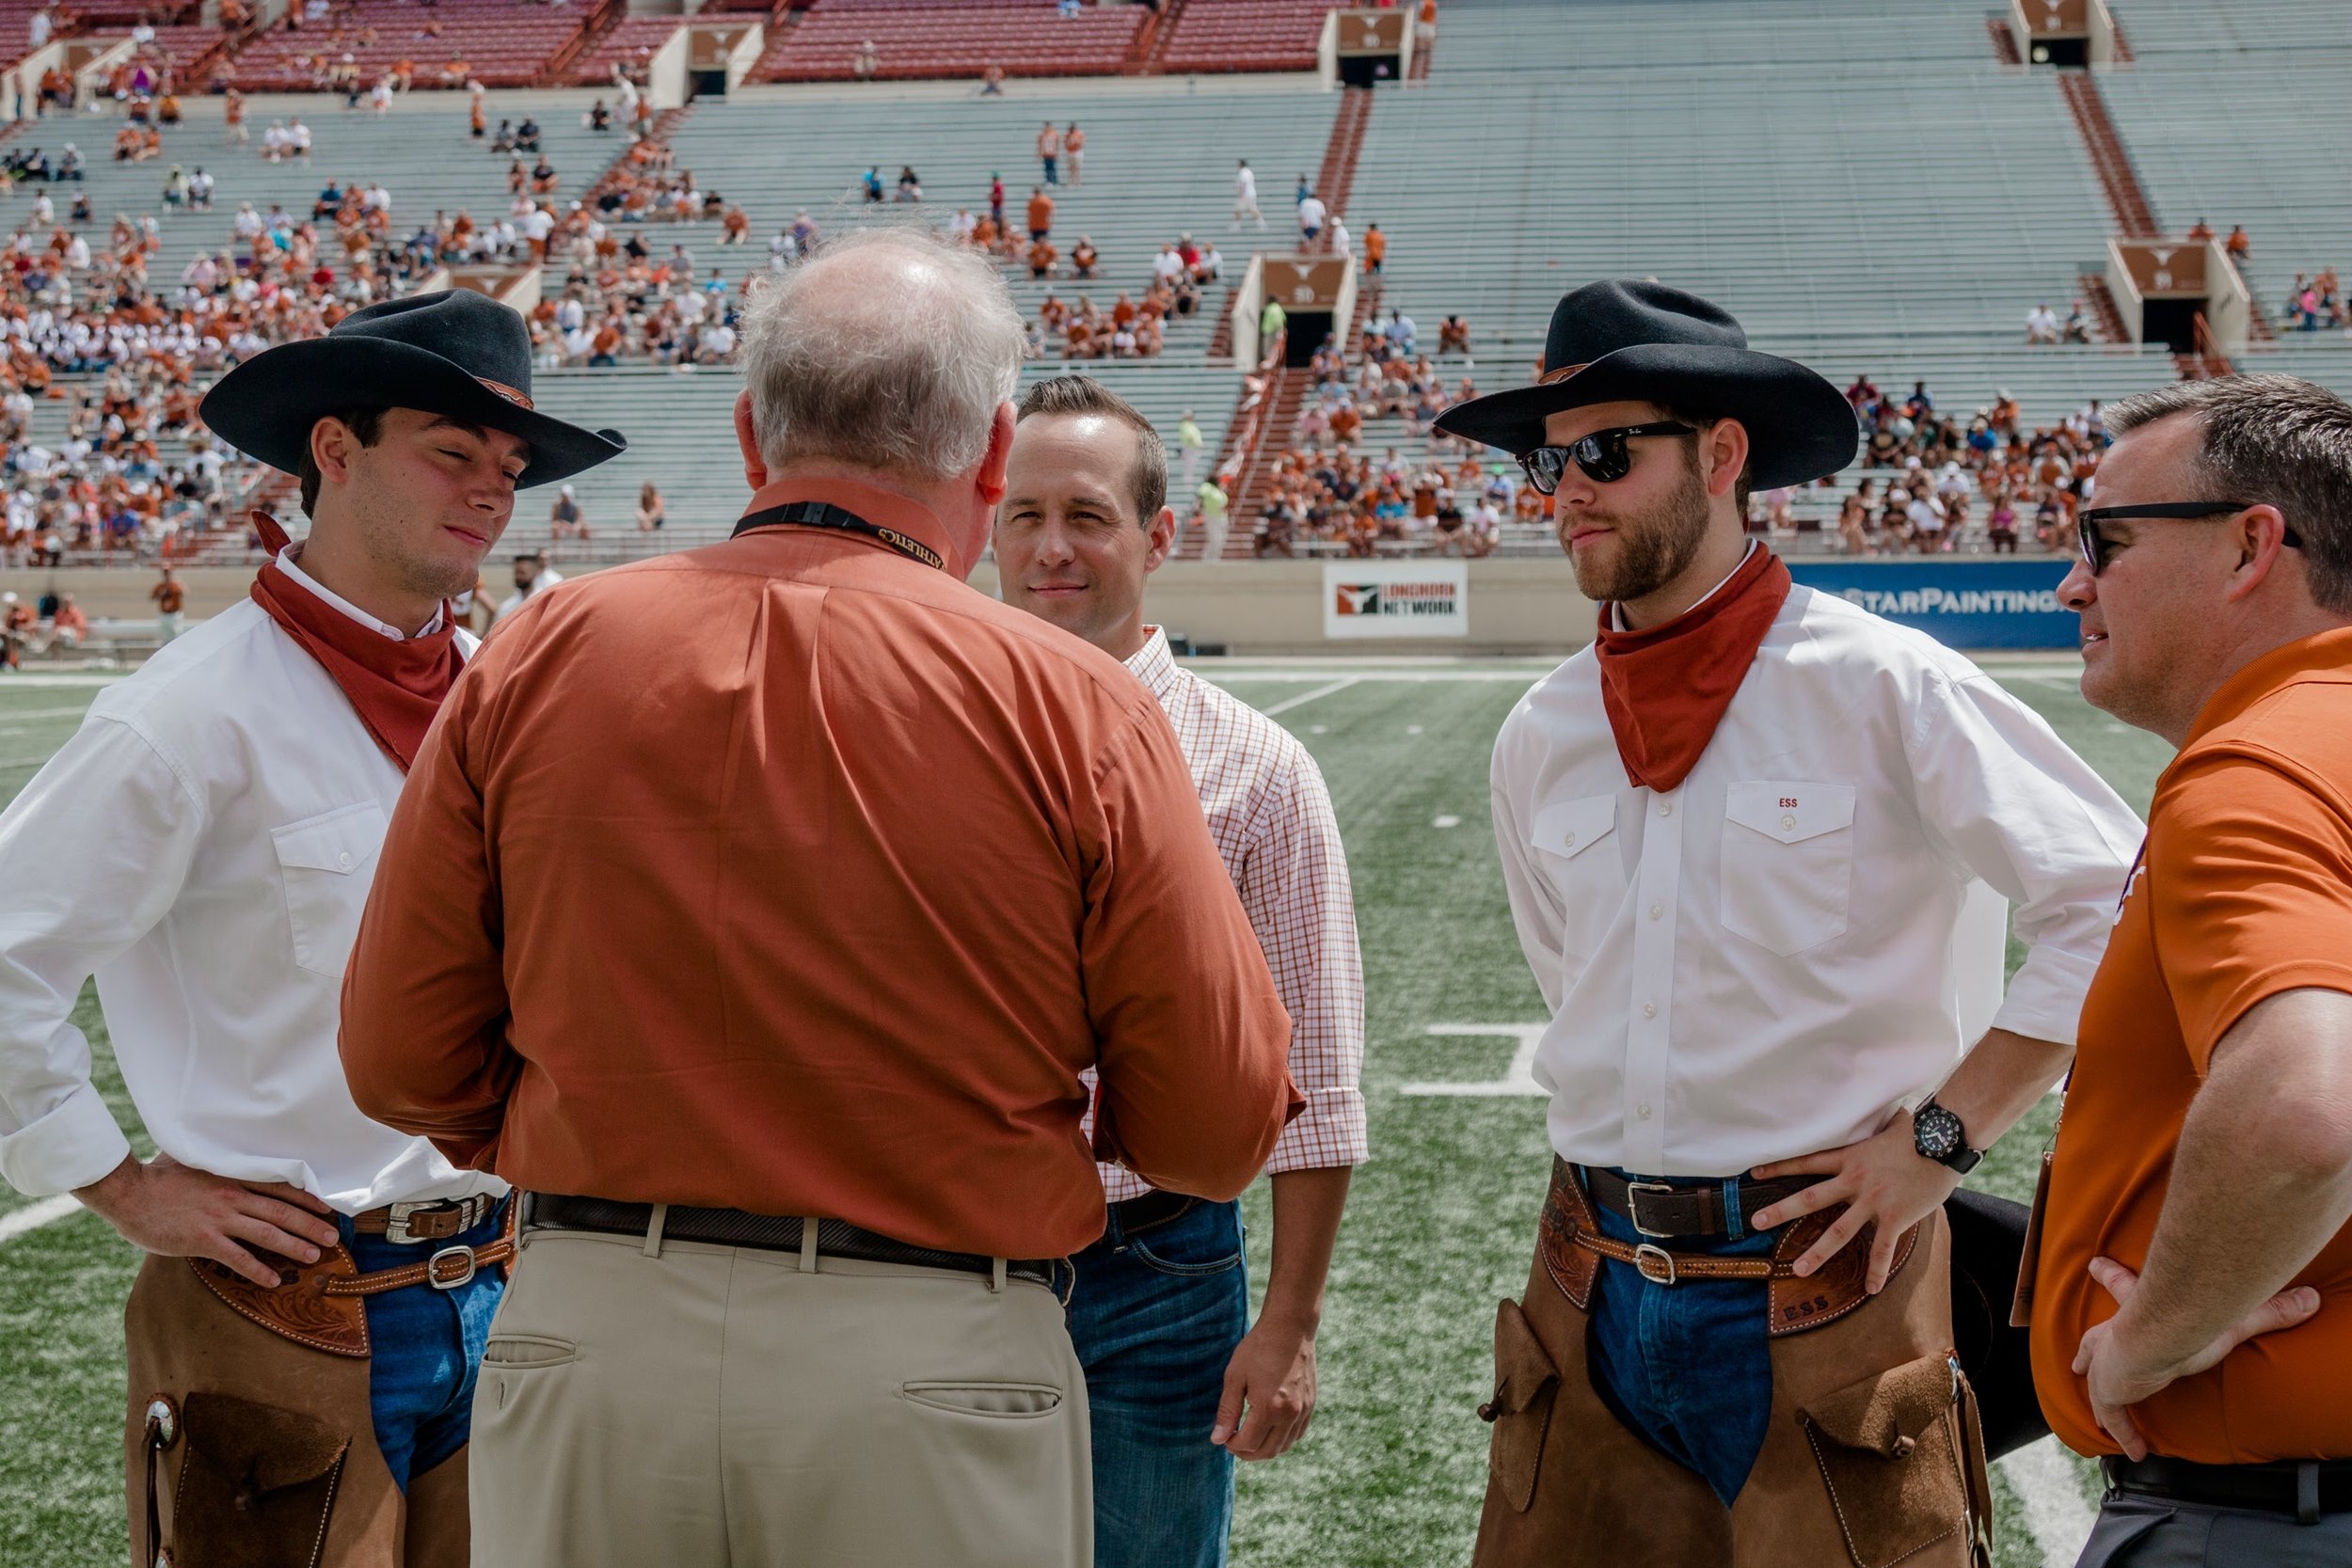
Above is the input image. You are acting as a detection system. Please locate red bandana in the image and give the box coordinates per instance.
[246,512,465,772]
[1593,547,1791,793]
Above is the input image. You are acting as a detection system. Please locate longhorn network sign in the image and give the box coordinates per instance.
[1323,561,1470,638]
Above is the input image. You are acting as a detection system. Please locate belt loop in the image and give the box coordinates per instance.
[2298,1461,2321,1525]
[643,1202,667,1259]
[1722,1178,1745,1242]
[989,1257,1008,1294]
[800,1217,821,1274]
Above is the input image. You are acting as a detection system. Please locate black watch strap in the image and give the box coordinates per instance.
[1915,1098,1983,1174]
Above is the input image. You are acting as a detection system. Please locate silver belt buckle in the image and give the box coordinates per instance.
[384,1195,479,1245]
[1632,1243,1679,1287]
[1624,1180,1679,1239]
[427,1245,478,1291]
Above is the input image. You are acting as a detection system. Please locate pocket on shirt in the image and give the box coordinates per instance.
[1720,782,1855,957]
[271,802,388,978]
[1530,794,1624,971]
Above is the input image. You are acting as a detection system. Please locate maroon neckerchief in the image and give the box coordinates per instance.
[246,511,464,772]
[1593,546,1791,793]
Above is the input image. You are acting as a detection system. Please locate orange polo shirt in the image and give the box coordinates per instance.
[342,475,1298,1260]
[2034,626,2352,1461]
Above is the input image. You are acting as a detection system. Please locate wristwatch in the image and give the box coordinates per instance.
[1913,1098,1982,1174]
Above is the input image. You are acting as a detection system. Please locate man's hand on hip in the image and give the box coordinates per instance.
[1212,1313,1318,1461]
[1750,1108,1962,1293]
[74,1151,342,1288]
[2072,1255,2321,1462]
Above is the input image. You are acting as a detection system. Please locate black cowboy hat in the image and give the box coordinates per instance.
[1432,279,1857,491]
[200,289,627,489]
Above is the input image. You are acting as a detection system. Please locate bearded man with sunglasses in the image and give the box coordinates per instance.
[1437,280,2140,1567]
[2030,375,2352,1565]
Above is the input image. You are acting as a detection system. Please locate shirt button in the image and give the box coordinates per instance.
[1642,1001,1658,1019]
[1562,831,1576,847]
[1637,1102,1654,1120]
[1648,903,1663,920]
[1780,814,1796,832]
[1657,800,1674,817]
[338,851,352,868]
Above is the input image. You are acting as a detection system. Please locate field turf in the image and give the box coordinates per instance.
[0,660,2169,1567]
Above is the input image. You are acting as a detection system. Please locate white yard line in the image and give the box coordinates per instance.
[1256,678,1360,716]
[0,673,125,688]
[0,1194,83,1243]
[1998,1436,2099,1565]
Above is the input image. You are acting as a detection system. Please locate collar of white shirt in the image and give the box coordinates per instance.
[275,545,444,640]
[1123,625,1182,701]
[1608,538,1757,634]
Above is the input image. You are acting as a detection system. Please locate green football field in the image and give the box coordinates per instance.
[0,660,2168,1568]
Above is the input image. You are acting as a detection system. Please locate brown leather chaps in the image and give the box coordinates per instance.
[1473,1162,1993,1568]
[123,1251,471,1568]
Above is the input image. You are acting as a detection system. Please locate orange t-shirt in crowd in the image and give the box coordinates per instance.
[1365,229,1386,265]
[340,476,1299,1262]
[1026,192,1054,233]
[151,580,184,613]
[2033,626,2352,1462]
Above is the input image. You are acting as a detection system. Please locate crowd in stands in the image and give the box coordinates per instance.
[1020,234,1219,360]
[2,361,253,571]
[2024,298,2093,345]
[2283,268,2345,333]
[1820,374,2107,555]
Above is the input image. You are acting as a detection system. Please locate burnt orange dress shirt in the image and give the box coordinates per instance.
[341,475,1299,1259]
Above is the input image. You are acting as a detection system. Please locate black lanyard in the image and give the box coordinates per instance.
[732,500,946,573]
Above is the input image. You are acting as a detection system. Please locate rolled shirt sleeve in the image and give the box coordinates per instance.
[1904,667,2143,1044]
[0,717,198,1196]
[1245,748,1366,1178]
[1083,708,1300,1202]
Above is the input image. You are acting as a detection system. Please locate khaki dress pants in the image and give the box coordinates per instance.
[471,1226,1091,1568]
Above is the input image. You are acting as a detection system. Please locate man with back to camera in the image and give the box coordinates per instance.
[0,290,625,1566]
[338,230,1299,1568]
[2030,374,2352,1563]
[994,374,1367,1568]
[1437,279,2142,1566]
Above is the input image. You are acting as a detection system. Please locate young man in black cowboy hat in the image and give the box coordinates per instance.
[0,290,622,1567]
[1443,279,2141,1566]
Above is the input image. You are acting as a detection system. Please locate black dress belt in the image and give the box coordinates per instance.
[522,1194,1061,1290]
[1109,1189,1197,1235]
[1582,1166,1821,1240]
[2106,1455,2352,1524]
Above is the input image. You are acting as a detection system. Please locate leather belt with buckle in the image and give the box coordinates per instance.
[327,1198,517,1296]
[353,1193,500,1244]
[1583,1166,1820,1240]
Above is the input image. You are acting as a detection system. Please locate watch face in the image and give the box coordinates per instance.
[1916,1105,1962,1159]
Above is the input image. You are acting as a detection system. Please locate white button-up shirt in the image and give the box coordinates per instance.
[0,564,498,1213]
[1492,580,2141,1178]
[1084,627,1367,1201]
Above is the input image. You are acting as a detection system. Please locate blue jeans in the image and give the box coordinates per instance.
[1583,1169,1779,1508]
[1067,1197,1248,1568]
[340,1197,508,1490]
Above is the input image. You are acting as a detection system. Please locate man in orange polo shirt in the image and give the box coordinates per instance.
[2034,372,2352,1562]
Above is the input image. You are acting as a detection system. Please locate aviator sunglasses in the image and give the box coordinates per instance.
[2074,500,2300,576]
[1517,421,1697,495]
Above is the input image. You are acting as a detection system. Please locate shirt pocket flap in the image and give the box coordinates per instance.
[1725,782,1855,847]
[1532,794,1616,862]
[270,802,388,875]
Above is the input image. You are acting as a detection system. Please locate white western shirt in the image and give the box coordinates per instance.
[1491,581,2140,1178]
[1084,627,1367,1201]
[0,559,500,1213]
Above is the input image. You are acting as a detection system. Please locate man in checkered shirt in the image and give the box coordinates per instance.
[995,375,1367,1568]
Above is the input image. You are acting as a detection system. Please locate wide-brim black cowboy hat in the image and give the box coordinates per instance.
[200,288,627,489]
[1432,279,1857,491]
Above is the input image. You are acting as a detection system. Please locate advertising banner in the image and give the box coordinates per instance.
[1788,558,2079,649]
[1322,561,1470,639]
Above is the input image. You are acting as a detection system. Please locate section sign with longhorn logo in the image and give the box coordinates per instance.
[1322,562,1470,639]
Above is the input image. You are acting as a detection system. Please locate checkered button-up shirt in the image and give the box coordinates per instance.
[1087,628,1368,1201]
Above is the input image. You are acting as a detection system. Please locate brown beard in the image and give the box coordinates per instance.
[1565,453,1712,605]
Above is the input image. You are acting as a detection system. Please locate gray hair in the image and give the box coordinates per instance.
[738,226,1025,484]
[2105,373,2352,613]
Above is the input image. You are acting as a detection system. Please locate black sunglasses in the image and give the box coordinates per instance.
[2075,500,2300,576]
[1518,421,1696,495]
